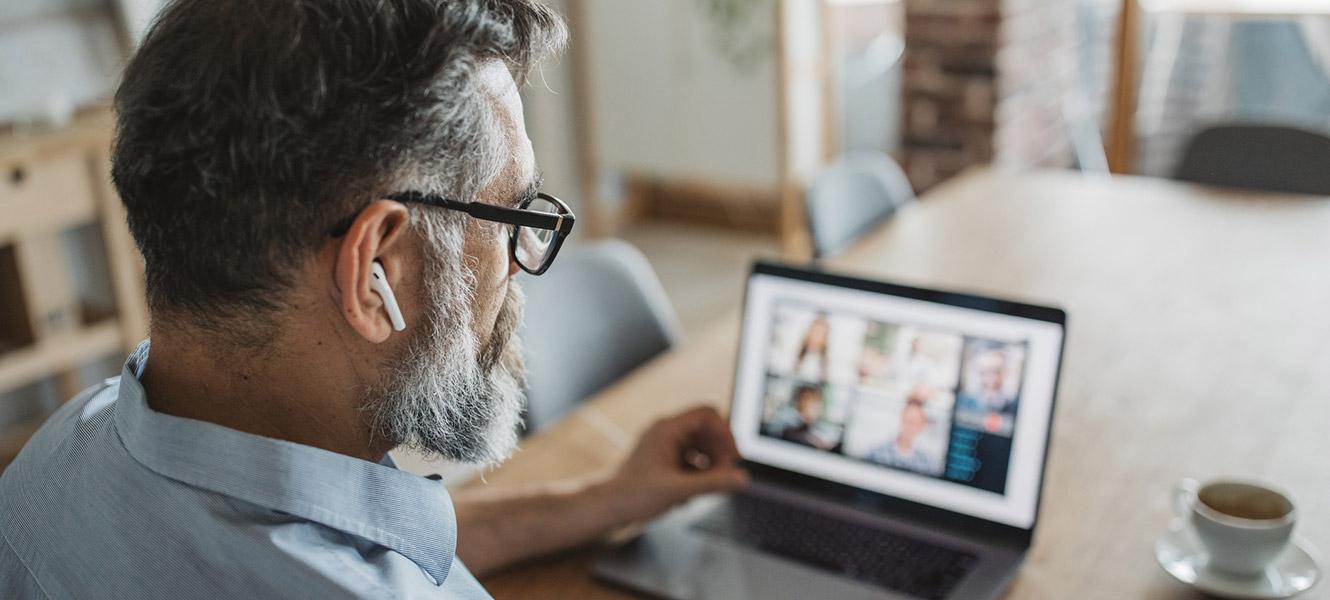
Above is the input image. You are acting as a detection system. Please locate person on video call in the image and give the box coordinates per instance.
[779,385,838,451]
[856,322,893,385]
[792,313,831,381]
[0,2,749,597]
[957,347,1017,423]
[867,392,936,473]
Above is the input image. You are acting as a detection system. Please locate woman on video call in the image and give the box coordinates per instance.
[793,314,831,381]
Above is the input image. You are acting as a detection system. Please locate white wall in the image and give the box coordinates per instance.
[520,0,584,214]
[580,0,781,191]
[0,2,124,125]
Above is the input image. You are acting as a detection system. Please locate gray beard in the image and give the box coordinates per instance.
[361,216,527,467]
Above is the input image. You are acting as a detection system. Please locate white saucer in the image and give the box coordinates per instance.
[1156,526,1322,599]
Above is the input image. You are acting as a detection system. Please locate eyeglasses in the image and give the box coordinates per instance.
[387,191,575,275]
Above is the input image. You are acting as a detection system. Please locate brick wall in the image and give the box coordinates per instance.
[901,0,1119,191]
[901,0,1000,191]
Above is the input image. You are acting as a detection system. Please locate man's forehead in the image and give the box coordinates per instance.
[474,60,534,204]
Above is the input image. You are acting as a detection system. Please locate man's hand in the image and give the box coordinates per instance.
[453,406,747,575]
[604,406,749,523]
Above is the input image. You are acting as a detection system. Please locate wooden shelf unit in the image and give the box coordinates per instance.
[0,108,147,468]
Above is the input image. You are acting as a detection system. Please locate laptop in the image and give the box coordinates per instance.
[594,262,1067,600]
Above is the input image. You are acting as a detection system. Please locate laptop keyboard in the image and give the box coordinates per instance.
[692,493,979,600]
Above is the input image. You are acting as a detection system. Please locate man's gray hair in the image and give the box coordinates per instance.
[111,0,566,339]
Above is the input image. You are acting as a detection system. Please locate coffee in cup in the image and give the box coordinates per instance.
[1172,478,1296,576]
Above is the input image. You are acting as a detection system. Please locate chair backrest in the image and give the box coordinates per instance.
[805,152,915,258]
[1174,124,1330,196]
[518,239,682,431]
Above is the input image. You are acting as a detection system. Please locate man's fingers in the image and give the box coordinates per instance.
[697,426,740,466]
[680,464,749,496]
[670,405,725,430]
[670,405,740,466]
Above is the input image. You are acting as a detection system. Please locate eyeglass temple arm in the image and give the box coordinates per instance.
[464,201,574,234]
[389,192,575,234]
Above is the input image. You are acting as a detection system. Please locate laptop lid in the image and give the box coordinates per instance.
[730,262,1066,538]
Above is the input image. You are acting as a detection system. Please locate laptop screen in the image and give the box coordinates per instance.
[731,265,1065,530]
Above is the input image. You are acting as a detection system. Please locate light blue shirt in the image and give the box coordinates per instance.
[0,343,490,599]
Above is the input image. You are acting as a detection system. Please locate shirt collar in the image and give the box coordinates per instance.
[112,342,457,585]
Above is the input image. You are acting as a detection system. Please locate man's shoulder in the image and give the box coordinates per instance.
[0,377,491,599]
[1,377,122,495]
[0,384,381,597]
[0,378,232,593]
[0,377,143,527]
[0,543,49,600]
[0,378,137,598]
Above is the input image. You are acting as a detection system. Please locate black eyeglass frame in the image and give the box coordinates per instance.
[386,191,575,276]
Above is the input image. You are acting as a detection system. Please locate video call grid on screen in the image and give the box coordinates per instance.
[732,272,1064,529]
[755,298,1029,491]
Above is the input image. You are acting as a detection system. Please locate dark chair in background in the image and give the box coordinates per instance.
[1173,124,1330,196]
[519,239,682,432]
[805,152,915,258]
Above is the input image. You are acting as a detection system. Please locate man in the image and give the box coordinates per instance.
[777,385,837,451]
[956,347,1017,435]
[866,394,937,475]
[0,1,747,597]
[953,346,1019,492]
[902,335,948,388]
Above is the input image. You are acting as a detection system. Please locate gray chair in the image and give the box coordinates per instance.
[805,152,915,258]
[1174,124,1330,196]
[518,239,682,432]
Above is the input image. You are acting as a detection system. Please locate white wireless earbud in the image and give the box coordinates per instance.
[369,261,406,332]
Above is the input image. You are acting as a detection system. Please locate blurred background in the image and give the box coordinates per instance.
[3,0,1329,469]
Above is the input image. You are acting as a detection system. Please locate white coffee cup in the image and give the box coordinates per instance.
[1172,478,1296,576]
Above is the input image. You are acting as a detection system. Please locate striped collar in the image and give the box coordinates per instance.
[112,342,457,586]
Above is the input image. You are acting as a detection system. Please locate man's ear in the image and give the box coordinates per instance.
[334,200,412,343]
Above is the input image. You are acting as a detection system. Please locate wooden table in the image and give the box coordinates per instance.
[471,168,1330,599]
